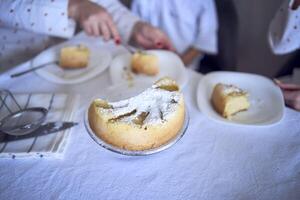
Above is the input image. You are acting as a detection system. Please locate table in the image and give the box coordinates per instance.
[0,37,300,200]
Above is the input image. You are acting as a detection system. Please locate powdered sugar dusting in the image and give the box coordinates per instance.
[98,88,181,125]
[221,84,245,95]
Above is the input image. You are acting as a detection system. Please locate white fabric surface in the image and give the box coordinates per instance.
[0,38,300,200]
[0,92,79,158]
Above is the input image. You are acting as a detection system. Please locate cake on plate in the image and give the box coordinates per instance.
[211,83,250,118]
[59,45,90,69]
[88,77,185,151]
[131,51,159,76]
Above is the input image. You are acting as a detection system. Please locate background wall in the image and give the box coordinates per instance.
[233,0,295,77]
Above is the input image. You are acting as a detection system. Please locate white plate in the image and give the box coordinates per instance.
[109,50,188,90]
[98,81,151,102]
[197,71,285,126]
[85,82,189,156]
[31,41,111,84]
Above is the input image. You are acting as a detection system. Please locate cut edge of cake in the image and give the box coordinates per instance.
[59,45,90,69]
[131,51,159,76]
[211,83,250,119]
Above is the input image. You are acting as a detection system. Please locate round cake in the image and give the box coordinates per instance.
[88,77,185,151]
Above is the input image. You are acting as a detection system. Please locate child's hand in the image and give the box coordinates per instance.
[68,0,120,42]
[275,80,300,111]
[130,21,175,51]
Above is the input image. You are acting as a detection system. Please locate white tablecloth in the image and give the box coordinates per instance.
[0,37,300,200]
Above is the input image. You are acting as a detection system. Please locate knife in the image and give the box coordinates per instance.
[1,121,78,142]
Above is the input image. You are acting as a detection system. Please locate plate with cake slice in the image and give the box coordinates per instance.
[109,50,188,89]
[31,41,111,84]
[197,71,285,126]
[85,77,189,155]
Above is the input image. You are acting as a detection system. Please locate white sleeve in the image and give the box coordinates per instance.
[131,0,144,18]
[193,0,218,54]
[0,0,76,39]
[93,0,140,43]
[269,0,300,54]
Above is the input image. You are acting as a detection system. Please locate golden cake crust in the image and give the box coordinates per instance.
[88,97,184,150]
[88,78,185,151]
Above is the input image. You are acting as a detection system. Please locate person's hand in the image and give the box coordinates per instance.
[291,0,300,10]
[68,0,120,42]
[130,21,176,51]
[275,80,300,111]
[180,47,202,67]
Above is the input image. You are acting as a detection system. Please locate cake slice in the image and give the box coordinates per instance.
[131,51,159,76]
[88,77,185,151]
[211,83,250,118]
[59,45,90,69]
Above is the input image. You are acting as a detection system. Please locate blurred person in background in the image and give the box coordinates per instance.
[0,0,174,72]
[269,0,300,111]
[131,0,218,70]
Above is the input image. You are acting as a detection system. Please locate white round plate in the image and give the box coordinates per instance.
[84,82,189,156]
[197,71,285,126]
[109,50,188,90]
[31,41,111,84]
